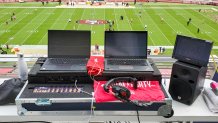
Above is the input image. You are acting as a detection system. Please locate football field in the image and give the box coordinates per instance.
[0,2,218,51]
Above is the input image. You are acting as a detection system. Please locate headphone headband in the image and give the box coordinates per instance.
[103,77,138,93]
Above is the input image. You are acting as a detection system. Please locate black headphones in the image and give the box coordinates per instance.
[103,77,138,101]
[103,77,151,107]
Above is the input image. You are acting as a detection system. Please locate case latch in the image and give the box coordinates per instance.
[35,98,51,106]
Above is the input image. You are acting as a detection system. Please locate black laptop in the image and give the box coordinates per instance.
[40,30,91,71]
[104,31,154,72]
[172,35,213,67]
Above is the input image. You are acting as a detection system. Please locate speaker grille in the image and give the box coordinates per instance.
[169,78,192,101]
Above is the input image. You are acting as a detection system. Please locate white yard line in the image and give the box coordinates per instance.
[155,12,177,34]
[180,11,218,43]
[212,8,218,11]
[113,8,119,30]
[193,10,218,34]
[21,9,56,44]
[63,9,75,30]
[164,9,197,37]
[90,9,94,33]
[4,9,48,45]
[0,8,15,18]
[143,9,172,45]
[123,9,132,31]
[0,8,30,30]
[76,9,85,30]
[37,9,70,44]
[133,8,156,46]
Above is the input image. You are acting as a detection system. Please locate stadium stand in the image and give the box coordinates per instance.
[0,0,16,3]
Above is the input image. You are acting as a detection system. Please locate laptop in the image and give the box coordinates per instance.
[40,30,91,71]
[104,31,154,72]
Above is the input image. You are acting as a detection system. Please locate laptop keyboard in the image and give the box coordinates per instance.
[107,59,148,66]
[48,58,87,66]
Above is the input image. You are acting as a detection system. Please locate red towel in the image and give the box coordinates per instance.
[94,80,165,103]
[86,56,104,76]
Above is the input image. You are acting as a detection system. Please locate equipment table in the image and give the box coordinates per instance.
[0,78,217,122]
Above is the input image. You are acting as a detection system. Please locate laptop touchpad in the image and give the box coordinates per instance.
[119,65,133,69]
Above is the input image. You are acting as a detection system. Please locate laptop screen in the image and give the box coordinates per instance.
[105,31,147,58]
[172,35,213,67]
[48,30,91,58]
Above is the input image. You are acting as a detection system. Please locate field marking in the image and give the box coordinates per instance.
[113,8,119,30]
[0,8,16,18]
[6,9,48,44]
[4,9,49,44]
[175,7,217,42]
[21,9,57,44]
[143,9,172,45]
[146,5,173,45]
[58,9,75,30]
[0,9,21,27]
[180,9,218,42]
[63,9,76,30]
[134,8,156,46]
[152,9,178,36]
[1,9,36,44]
[178,13,200,36]
[135,8,156,45]
[19,10,55,44]
[0,8,33,30]
[123,9,132,31]
[38,9,75,44]
[38,9,72,44]
[37,9,73,44]
[1,6,216,45]
[192,8,218,24]
[164,9,197,37]
[90,8,95,34]
[192,10,218,34]
[180,10,218,43]
[76,9,86,30]
[212,8,218,11]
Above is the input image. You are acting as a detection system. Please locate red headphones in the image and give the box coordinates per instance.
[103,77,138,101]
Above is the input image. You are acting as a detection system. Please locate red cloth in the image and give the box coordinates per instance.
[94,80,165,103]
[86,56,104,76]
[0,68,13,75]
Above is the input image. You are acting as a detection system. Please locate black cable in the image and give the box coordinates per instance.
[136,107,141,123]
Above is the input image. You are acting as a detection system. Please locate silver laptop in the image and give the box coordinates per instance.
[40,30,91,71]
[104,31,153,72]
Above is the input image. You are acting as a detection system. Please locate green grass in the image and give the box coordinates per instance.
[0,2,218,49]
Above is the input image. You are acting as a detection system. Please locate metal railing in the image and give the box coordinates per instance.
[0,55,217,79]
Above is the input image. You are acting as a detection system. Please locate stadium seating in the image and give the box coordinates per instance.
[0,0,16,3]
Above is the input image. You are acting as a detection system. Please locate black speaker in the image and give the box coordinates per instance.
[169,61,207,105]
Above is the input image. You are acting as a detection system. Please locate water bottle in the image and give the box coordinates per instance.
[17,53,28,81]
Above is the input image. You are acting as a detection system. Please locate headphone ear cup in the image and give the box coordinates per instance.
[112,85,131,100]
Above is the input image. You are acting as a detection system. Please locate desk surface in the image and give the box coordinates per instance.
[0,79,218,122]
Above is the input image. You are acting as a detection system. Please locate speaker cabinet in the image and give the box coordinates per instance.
[169,61,207,105]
